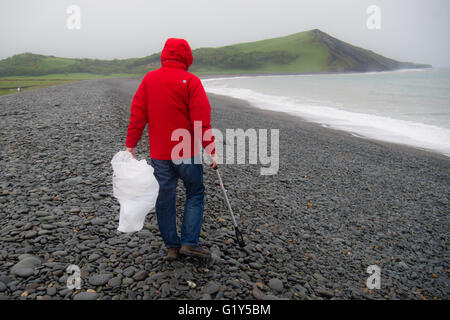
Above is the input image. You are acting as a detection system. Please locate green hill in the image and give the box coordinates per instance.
[0,52,160,76]
[190,29,430,73]
[0,29,430,77]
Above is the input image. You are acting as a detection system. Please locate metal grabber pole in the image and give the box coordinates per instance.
[213,165,246,247]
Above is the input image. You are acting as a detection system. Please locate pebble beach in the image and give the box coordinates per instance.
[0,77,448,300]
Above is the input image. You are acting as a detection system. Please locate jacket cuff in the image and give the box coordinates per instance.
[125,141,137,148]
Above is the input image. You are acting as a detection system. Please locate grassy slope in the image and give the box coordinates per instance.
[36,56,77,71]
[0,54,76,76]
[191,30,330,74]
[0,53,159,77]
[0,73,139,96]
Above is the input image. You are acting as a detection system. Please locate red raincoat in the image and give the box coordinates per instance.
[125,38,215,160]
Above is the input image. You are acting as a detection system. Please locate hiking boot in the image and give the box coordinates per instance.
[179,245,211,258]
[166,247,180,261]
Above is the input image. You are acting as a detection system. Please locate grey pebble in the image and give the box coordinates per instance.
[161,282,170,298]
[91,218,107,225]
[23,230,37,239]
[133,270,148,281]
[268,278,284,292]
[73,292,99,300]
[108,277,122,287]
[47,286,57,296]
[203,281,220,295]
[89,274,113,286]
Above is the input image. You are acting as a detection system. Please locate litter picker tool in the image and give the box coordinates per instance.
[212,165,246,247]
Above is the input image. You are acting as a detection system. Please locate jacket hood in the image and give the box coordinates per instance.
[161,38,193,70]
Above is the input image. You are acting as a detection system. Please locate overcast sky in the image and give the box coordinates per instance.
[1,0,449,67]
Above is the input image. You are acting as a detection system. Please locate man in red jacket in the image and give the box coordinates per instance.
[125,38,217,260]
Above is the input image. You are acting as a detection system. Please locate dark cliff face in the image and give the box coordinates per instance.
[310,29,431,72]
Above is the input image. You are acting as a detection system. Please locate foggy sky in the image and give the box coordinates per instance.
[1,0,449,67]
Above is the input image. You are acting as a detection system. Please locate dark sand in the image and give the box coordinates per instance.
[0,77,448,300]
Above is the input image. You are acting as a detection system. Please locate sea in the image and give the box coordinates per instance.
[202,68,450,157]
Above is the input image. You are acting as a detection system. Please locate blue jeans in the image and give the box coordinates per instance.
[150,157,205,248]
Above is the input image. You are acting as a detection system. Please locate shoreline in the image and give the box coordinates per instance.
[3,71,447,160]
[205,92,449,162]
[197,67,433,80]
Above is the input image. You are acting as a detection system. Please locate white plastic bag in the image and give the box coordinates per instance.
[111,151,159,233]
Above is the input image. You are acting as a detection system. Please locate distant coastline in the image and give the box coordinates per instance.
[0,29,431,77]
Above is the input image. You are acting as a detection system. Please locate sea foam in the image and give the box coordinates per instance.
[204,82,450,157]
